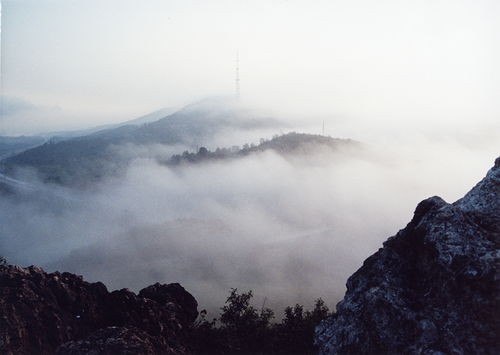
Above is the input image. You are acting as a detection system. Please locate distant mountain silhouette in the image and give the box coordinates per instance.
[0,99,282,186]
[41,107,176,141]
[0,135,45,159]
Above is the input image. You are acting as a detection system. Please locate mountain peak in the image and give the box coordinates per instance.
[454,158,500,228]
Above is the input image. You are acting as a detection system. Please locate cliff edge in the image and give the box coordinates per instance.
[315,158,500,354]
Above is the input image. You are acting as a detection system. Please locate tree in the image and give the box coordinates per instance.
[275,298,332,354]
[219,289,275,353]
[0,256,8,266]
[198,147,208,156]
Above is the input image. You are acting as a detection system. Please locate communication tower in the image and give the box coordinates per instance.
[235,50,240,99]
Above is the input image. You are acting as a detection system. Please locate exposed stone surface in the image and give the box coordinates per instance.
[0,265,198,354]
[139,283,199,326]
[316,158,500,354]
[55,327,163,355]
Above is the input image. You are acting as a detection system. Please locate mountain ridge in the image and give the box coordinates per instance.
[0,100,284,186]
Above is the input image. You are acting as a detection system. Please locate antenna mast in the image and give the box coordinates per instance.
[235,50,240,99]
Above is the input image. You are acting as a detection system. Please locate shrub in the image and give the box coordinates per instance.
[188,289,332,354]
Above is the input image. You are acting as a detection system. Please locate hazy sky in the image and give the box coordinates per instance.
[1,0,499,313]
[1,0,499,134]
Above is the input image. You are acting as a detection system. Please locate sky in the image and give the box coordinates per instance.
[1,0,499,135]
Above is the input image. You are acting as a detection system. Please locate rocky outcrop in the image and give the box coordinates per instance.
[316,158,500,354]
[55,327,162,355]
[0,265,198,354]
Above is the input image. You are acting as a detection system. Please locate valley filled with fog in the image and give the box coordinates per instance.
[1,100,497,314]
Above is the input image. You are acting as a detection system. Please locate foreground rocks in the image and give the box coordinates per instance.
[316,158,500,354]
[0,266,198,354]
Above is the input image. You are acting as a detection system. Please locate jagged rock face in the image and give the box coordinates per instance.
[316,158,500,354]
[0,265,198,354]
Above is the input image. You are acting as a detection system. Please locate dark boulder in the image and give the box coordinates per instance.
[139,282,199,325]
[315,158,500,354]
[0,265,198,354]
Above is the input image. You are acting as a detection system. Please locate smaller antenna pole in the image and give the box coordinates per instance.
[322,120,325,136]
[235,50,240,99]
[261,297,268,313]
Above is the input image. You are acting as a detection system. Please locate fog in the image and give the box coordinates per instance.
[0,122,497,313]
[1,0,498,315]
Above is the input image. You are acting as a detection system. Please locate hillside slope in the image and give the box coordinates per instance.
[165,132,357,166]
[1,100,281,186]
[0,136,45,159]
